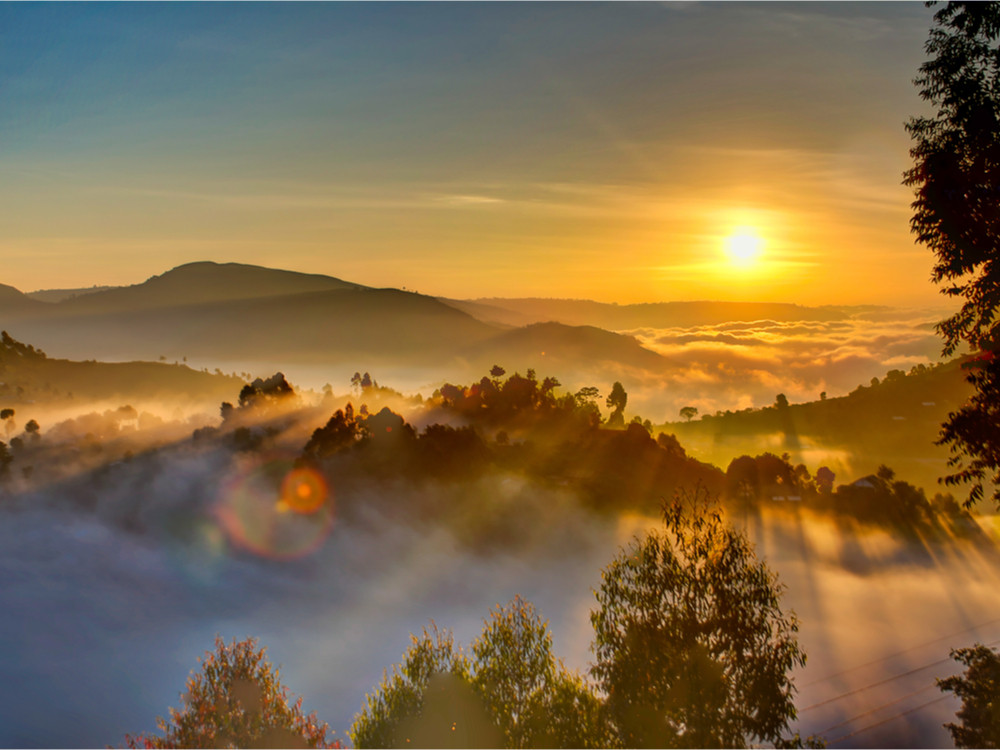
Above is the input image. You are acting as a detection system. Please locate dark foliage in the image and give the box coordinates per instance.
[906,1,1000,507]
[939,644,1000,748]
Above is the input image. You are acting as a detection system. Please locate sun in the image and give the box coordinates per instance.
[724,228,764,269]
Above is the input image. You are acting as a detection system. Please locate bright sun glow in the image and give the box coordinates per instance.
[724,228,764,269]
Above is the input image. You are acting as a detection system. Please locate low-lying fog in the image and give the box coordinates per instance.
[178,307,952,422]
[0,331,988,749]
[1,426,997,748]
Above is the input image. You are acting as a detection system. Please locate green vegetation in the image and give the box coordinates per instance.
[350,598,608,749]
[592,488,806,748]
[349,495,806,749]
[666,360,972,496]
[132,493,809,749]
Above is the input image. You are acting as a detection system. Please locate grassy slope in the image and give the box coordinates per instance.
[661,359,973,493]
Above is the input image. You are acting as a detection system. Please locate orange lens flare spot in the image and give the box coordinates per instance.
[279,467,328,515]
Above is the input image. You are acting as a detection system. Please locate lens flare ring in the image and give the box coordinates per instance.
[215,455,335,560]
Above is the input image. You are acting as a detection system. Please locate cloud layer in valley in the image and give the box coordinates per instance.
[621,309,950,420]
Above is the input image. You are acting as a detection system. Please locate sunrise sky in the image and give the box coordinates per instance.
[1,2,944,306]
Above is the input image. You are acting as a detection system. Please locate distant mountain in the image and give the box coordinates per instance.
[446,297,886,330]
[0,283,47,315]
[53,261,365,314]
[0,263,502,367]
[0,263,883,387]
[463,322,670,374]
[27,286,121,304]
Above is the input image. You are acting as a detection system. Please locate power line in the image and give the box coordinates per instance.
[801,615,1000,689]
[800,658,951,713]
[827,694,953,746]
[800,637,1000,714]
[814,682,937,737]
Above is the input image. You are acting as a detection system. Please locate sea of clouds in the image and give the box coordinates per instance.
[621,308,951,420]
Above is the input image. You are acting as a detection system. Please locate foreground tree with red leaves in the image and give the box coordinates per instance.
[124,636,337,749]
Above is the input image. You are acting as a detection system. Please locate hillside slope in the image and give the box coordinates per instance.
[663,359,973,494]
[0,331,242,407]
[0,263,503,366]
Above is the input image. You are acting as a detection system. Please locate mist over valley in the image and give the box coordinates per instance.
[0,262,992,748]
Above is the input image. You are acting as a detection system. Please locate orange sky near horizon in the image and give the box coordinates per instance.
[0,3,944,308]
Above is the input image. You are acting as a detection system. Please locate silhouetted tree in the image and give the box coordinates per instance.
[606,382,627,428]
[24,419,39,439]
[539,376,561,407]
[418,424,490,477]
[238,373,295,410]
[0,408,13,441]
[629,416,653,434]
[774,393,789,410]
[439,383,465,407]
[124,636,333,748]
[905,2,1000,507]
[939,644,1000,748]
[301,408,367,461]
[726,455,761,503]
[815,466,835,494]
[591,487,805,748]
[876,464,897,483]
[680,406,698,422]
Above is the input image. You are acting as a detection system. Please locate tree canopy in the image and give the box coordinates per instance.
[938,644,1000,748]
[125,636,333,749]
[348,623,489,749]
[606,382,627,427]
[350,598,610,749]
[590,488,805,748]
[906,1,1000,507]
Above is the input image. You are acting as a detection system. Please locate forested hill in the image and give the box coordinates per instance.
[664,358,973,495]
